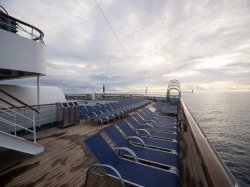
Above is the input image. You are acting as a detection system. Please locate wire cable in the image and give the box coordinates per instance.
[93,0,147,87]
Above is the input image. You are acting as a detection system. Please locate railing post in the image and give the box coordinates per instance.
[33,111,36,143]
[14,111,17,136]
[31,28,33,39]
[8,18,10,31]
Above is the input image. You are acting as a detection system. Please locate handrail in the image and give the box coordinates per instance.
[0,88,39,113]
[0,98,19,110]
[181,99,237,187]
[0,104,37,143]
[0,117,34,133]
[0,90,38,143]
[0,11,44,42]
[0,107,15,117]
[0,103,33,122]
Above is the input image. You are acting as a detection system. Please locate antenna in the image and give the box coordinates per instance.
[103,84,105,94]
[103,56,110,94]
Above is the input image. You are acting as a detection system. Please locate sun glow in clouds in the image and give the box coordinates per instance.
[194,54,236,70]
[162,71,199,78]
[48,60,87,69]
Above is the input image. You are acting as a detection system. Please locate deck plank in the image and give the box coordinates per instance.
[0,120,116,186]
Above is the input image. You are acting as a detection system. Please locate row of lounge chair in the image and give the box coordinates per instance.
[80,98,151,124]
[83,107,180,187]
[153,101,178,115]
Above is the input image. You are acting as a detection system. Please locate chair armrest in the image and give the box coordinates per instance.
[127,136,145,146]
[135,129,151,137]
[86,164,125,187]
[150,116,161,123]
[144,118,158,125]
[140,123,155,131]
[91,112,98,117]
[113,147,138,162]
[151,113,161,118]
[84,114,90,120]
[97,110,104,114]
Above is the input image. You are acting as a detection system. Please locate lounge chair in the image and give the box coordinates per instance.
[136,112,178,133]
[118,120,179,154]
[105,125,180,171]
[83,133,179,187]
[144,108,178,121]
[128,115,179,139]
[140,110,177,126]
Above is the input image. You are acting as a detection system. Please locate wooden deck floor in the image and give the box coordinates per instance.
[0,104,210,187]
[0,120,120,187]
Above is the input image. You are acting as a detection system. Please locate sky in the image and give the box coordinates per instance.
[1,0,250,93]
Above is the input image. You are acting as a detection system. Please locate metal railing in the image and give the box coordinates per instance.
[0,10,44,43]
[0,89,39,113]
[181,99,237,187]
[0,89,39,143]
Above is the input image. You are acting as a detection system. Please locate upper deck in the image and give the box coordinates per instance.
[0,11,45,80]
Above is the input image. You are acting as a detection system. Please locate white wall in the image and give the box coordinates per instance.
[0,29,45,75]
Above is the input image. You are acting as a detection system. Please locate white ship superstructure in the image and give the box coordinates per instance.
[0,9,64,155]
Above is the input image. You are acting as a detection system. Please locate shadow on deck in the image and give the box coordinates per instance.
[0,120,121,186]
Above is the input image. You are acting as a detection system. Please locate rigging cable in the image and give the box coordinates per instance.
[93,0,147,87]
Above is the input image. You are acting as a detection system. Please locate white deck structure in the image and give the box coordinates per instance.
[0,29,45,79]
[0,10,64,155]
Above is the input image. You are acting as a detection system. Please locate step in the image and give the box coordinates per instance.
[0,131,44,155]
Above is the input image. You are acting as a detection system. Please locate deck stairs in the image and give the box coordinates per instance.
[0,89,44,155]
[0,130,43,155]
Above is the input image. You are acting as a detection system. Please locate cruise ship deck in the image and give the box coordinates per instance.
[0,120,117,186]
[0,5,240,187]
[0,100,238,187]
[0,106,185,187]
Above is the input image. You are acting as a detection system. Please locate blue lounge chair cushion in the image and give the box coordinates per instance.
[129,116,179,140]
[127,115,178,135]
[118,120,179,154]
[83,133,179,187]
[105,125,180,170]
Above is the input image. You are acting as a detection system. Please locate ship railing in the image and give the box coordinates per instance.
[0,108,35,133]
[0,10,44,43]
[0,89,39,143]
[181,99,238,187]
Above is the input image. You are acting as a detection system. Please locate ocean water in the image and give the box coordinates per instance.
[182,92,250,186]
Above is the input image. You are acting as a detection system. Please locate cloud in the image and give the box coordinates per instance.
[162,71,199,78]
[1,0,250,92]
